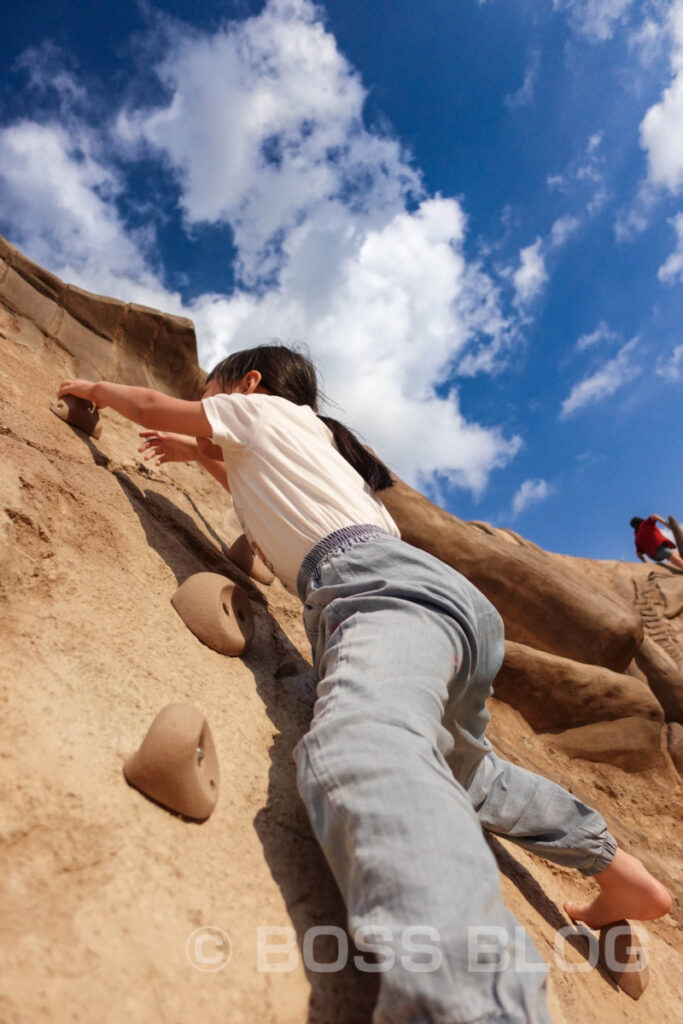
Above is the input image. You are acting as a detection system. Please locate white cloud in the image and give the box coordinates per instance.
[614,179,658,239]
[504,51,540,110]
[629,16,668,66]
[655,343,683,379]
[0,120,181,311]
[190,196,522,495]
[549,214,580,247]
[546,133,607,215]
[546,173,567,192]
[639,0,683,193]
[640,80,683,194]
[560,337,641,417]
[511,478,553,518]
[555,0,634,42]
[505,216,579,312]
[116,0,419,286]
[512,238,547,305]
[0,0,522,497]
[576,319,618,350]
[658,211,683,281]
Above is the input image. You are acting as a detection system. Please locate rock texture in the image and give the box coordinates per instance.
[548,717,665,772]
[0,234,203,397]
[492,642,664,732]
[0,236,681,1024]
[379,478,643,671]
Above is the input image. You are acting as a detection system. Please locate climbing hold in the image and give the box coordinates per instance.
[227,533,274,585]
[598,920,649,1000]
[171,572,255,655]
[123,704,220,820]
[50,393,102,439]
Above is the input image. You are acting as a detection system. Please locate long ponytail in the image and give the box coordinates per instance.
[207,343,394,491]
[318,415,393,491]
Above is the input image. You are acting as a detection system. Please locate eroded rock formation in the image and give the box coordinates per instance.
[0,234,203,396]
[379,478,644,671]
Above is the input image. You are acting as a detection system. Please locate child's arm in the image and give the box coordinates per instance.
[138,431,231,492]
[57,379,213,436]
[59,380,231,492]
[138,431,199,465]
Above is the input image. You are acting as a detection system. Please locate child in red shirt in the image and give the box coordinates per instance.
[630,514,683,569]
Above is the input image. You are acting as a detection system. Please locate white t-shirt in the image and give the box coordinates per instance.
[202,393,400,594]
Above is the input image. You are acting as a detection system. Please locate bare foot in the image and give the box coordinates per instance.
[563,849,672,929]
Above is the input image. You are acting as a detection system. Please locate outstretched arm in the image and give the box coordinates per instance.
[138,431,199,465]
[138,430,231,493]
[58,379,213,436]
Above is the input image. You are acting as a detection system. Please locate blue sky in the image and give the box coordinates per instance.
[1,0,681,562]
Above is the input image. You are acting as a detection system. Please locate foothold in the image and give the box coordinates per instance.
[598,920,649,1000]
[227,533,274,585]
[123,704,220,820]
[50,393,102,439]
[171,572,255,655]
[668,515,683,558]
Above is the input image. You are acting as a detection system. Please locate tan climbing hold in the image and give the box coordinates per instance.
[123,704,220,820]
[171,572,254,655]
[227,533,274,585]
[598,920,649,1000]
[50,393,102,439]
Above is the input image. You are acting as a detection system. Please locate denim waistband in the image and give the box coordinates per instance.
[296,524,390,601]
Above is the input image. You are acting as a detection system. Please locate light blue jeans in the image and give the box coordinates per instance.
[293,528,617,1024]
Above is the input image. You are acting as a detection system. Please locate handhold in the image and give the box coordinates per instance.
[598,920,649,999]
[668,515,683,558]
[123,704,220,820]
[50,393,102,439]
[171,572,255,655]
[227,533,274,585]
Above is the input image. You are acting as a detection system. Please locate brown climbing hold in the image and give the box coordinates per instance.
[171,572,255,655]
[598,920,649,999]
[227,533,274,585]
[123,704,220,820]
[50,393,102,439]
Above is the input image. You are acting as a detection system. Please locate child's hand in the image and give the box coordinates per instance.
[58,379,100,406]
[138,431,198,465]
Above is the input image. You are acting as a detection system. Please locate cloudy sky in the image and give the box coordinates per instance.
[1,0,681,561]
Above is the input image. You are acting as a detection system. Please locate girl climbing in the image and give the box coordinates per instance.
[58,344,671,1024]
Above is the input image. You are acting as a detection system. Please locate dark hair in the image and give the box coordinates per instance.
[630,517,644,530]
[206,343,394,491]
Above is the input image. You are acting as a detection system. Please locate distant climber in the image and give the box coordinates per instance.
[630,514,683,570]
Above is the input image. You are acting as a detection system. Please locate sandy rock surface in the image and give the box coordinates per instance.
[0,243,681,1024]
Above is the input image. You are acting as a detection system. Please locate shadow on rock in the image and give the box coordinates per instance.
[244,641,381,1023]
[74,436,378,1023]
